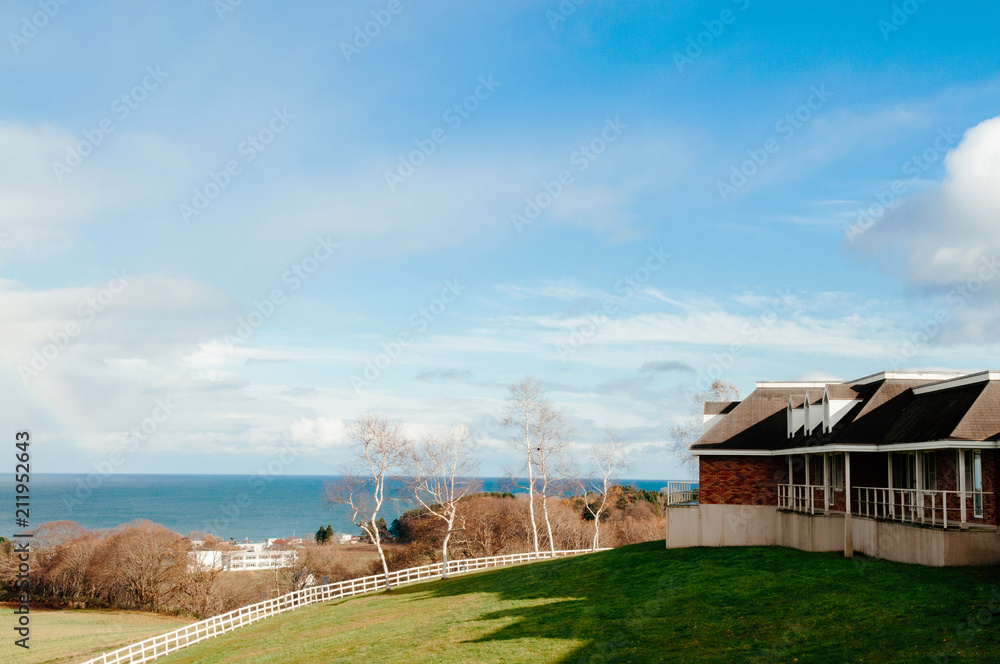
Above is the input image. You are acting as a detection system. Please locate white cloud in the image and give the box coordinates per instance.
[290,417,348,448]
[0,273,235,361]
[851,115,1000,287]
[847,115,1000,342]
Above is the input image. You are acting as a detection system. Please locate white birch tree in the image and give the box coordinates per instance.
[408,425,480,579]
[327,413,408,589]
[585,429,629,550]
[534,426,573,553]
[501,376,569,553]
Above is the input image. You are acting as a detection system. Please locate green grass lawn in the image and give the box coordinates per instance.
[5,608,192,664]
[130,543,999,663]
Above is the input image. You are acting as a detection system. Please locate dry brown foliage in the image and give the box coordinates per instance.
[0,520,303,617]
[296,543,380,582]
[389,489,664,561]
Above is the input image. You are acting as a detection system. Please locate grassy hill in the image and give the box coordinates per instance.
[6,608,192,664]
[137,542,1000,663]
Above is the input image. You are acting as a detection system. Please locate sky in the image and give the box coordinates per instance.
[2,0,1000,480]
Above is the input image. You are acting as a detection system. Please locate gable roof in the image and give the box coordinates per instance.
[835,380,924,444]
[951,381,1000,440]
[691,371,1000,451]
[693,387,809,450]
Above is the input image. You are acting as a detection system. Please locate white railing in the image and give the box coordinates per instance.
[227,550,297,571]
[79,548,606,664]
[777,484,828,514]
[664,481,699,506]
[853,487,993,528]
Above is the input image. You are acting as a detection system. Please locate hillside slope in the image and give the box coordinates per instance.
[8,609,192,664]
[152,542,999,663]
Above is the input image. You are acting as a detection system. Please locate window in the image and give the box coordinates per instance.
[891,452,917,490]
[814,458,824,486]
[922,452,937,491]
[965,450,983,517]
[830,454,845,489]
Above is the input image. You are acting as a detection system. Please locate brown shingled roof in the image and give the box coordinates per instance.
[880,383,986,443]
[692,388,804,450]
[690,375,997,451]
[704,401,740,415]
[836,380,927,444]
[951,381,1000,440]
[824,383,859,400]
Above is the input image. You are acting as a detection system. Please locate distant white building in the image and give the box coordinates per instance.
[191,543,297,571]
[191,549,226,570]
[228,549,297,571]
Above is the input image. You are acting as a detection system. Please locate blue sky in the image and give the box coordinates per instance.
[3,0,1000,480]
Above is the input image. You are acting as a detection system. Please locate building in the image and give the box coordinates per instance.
[666,370,998,566]
[226,549,297,571]
[191,542,298,571]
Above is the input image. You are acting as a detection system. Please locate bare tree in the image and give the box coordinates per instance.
[44,534,100,599]
[669,379,741,474]
[88,520,188,609]
[533,424,574,553]
[327,413,409,589]
[585,429,630,550]
[452,494,530,558]
[407,425,480,578]
[501,377,568,553]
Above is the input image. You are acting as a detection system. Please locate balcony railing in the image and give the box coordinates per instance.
[663,481,699,506]
[778,484,829,514]
[779,484,993,528]
[853,487,993,529]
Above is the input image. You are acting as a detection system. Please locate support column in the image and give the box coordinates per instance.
[844,452,853,558]
[915,452,924,523]
[958,449,968,529]
[788,454,794,510]
[887,452,894,519]
[805,454,812,513]
[823,454,831,513]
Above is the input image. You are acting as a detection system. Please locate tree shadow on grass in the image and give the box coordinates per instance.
[388,541,1000,664]
[387,542,714,663]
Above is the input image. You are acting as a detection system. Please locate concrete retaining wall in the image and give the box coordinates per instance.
[776,510,843,552]
[666,505,1000,566]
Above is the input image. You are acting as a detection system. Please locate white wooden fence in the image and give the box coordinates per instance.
[79,548,607,664]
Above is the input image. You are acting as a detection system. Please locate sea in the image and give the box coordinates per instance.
[2,474,684,542]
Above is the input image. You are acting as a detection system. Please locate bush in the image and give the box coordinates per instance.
[388,487,664,556]
[0,520,312,617]
[295,544,379,584]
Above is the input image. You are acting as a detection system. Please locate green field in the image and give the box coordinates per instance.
[5,608,192,664]
[60,543,1000,663]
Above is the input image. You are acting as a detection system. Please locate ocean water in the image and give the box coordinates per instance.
[1,474,682,542]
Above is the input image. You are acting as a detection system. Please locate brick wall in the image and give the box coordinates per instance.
[699,455,783,506]
[939,451,958,492]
